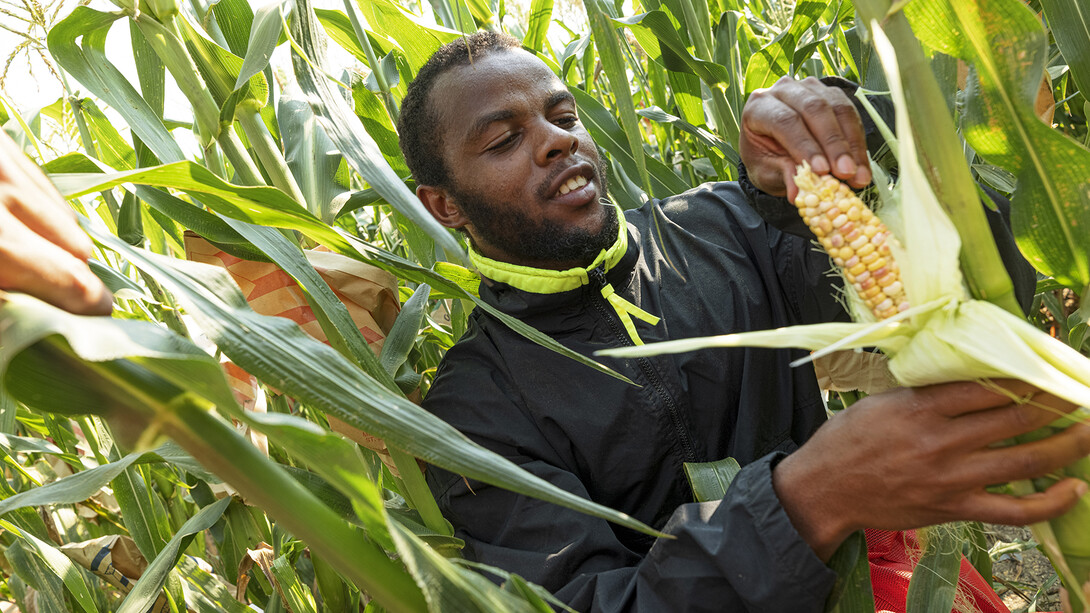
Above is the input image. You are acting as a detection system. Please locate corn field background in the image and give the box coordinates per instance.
[0,0,1087,611]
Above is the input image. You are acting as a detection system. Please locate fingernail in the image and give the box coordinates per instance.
[836,154,856,176]
[853,165,871,186]
[1077,481,1088,498]
[811,155,830,174]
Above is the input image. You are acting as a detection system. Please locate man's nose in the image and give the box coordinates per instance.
[534,121,578,165]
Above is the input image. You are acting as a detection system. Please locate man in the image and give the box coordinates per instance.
[4,30,1085,613]
[396,32,1090,611]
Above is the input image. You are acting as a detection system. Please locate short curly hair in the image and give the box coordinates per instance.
[398,31,522,188]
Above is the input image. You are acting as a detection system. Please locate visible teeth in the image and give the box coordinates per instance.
[557,175,588,196]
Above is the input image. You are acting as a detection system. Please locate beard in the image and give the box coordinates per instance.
[450,158,619,268]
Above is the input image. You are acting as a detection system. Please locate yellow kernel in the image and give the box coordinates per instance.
[866,258,887,272]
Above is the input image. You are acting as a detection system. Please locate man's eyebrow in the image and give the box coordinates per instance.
[468,109,516,144]
[545,90,575,110]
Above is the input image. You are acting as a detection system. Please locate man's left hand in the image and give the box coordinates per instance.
[740,76,872,202]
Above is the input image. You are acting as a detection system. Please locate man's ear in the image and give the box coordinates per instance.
[417,184,468,229]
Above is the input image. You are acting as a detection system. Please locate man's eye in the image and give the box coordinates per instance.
[489,133,519,151]
[555,116,578,128]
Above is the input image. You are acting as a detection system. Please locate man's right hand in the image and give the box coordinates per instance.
[0,131,112,315]
[773,380,1090,561]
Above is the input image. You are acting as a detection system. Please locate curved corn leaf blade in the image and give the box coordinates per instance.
[586,0,650,197]
[0,520,100,613]
[824,531,875,613]
[390,522,539,613]
[616,11,731,84]
[523,0,553,51]
[904,526,963,613]
[280,94,349,222]
[116,497,232,613]
[236,1,289,91]
[572,89,690,199]
[86,230,658,537]
[907,0,1090,290]
[47,8,185,164]
[637,105,740,166]
[1040,0,1090,105]
[380,283,431,376]
[53,162,628,382]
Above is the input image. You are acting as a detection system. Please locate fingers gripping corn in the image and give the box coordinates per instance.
[793,163,909,320]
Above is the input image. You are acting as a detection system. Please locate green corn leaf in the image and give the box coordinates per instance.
[270,555,319,613]
[5,541,71,613]
[824,531,875,613]
[637,106,740,165]
[210,0,257,56]
[0,433,66,457]
[44,153,250,249]
[175,556,251,613]
[111,465,172,561]
[0,520,100,613]
[683,457,741,503]
[1040,0,1090,104]
[47,8,185,164]
[85,232,657,537]
[380,284,431,376]
[0,448,154,517]
[905,526,964,613]
[571,88,690,198]
[217,219,397,390]
[175,14,269,112]
[52,164,628,382]
[73,98,137,171]
[117,497,232,613]
[523,0,553,51]
[908,0,1090,290]
[744,0,830,93]
[585,0,651,197]
[235,0,288,91]
[289,0,467,263]
[349,79,409,176]
[390,522,539,613]
[280,94,353,221]
[350,0,461,71]
[616,11,731,84]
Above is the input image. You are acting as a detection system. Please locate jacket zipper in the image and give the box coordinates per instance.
[588,268,697,463]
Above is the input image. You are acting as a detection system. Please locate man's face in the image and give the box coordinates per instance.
[426,49,616,270]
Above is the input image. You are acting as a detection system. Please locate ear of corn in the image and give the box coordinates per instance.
[793,163,909,321]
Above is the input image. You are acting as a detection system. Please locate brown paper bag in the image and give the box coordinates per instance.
[185,233,406,475]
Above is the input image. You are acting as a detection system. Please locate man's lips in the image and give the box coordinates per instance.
[545,162,598,206]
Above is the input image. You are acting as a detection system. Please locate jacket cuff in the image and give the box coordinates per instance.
[731,452,838,608]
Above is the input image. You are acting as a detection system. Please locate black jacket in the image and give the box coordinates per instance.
[425,181,853,612]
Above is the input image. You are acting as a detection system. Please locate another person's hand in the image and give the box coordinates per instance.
[773,380,1090,561]
[740,76,872,202]
[0,131,112,315]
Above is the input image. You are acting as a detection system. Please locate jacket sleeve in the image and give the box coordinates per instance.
[424,344,837,613]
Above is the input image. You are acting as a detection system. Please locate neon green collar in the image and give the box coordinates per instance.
[468,214,629,294]
[469,215,660,345]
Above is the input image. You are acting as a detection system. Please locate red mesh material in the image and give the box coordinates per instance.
[866,529,1010,613]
